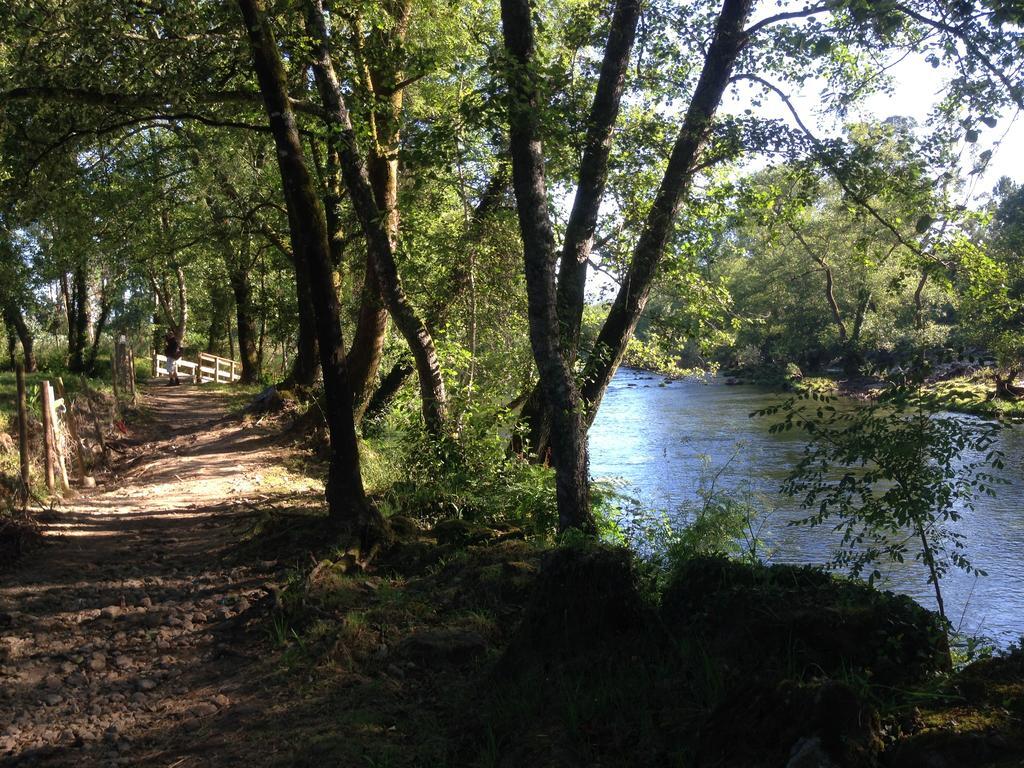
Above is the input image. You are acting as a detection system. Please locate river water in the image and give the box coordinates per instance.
[589,368,1024,646]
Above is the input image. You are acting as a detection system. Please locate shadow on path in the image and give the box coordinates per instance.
[0,383,323,766]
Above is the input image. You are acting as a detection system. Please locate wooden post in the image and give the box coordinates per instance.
[16,363,30,505]
[230,360,237,383]
[152,349,158,377]
[49,383,70,493]
[80,379,109,467]
[56,377,94,487]
[127,346,137,401]
[40,381,55,492]
[111,343,121,403]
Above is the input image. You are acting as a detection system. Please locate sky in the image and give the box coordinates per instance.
[583,47,1022,298]
[725,47,1023,197]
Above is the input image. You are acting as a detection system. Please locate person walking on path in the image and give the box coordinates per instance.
[164,331,182,385]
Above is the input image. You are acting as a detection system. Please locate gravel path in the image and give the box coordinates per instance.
[0,385,316,766]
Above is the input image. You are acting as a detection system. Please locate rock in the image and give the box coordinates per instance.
[43,693,63,706]
[114,655,132,669]
[210,694,230,708]
[136,679,157,692]
[43,674,63,689]
[189,702,218,717]
[788,737,837,768]
[100,606,121,620]
[244,386,284,414]
[88,653,107,672]
[697,679,881,768]
[398,629,487,666]
[387,515,420,540]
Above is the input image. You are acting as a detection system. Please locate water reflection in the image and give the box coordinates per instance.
[589,368,1023,646]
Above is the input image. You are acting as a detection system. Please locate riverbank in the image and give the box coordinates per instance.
[795,369,1024,420]
[4,384,1023,766]
[230,515,1024,767]
[695,361,1024,420]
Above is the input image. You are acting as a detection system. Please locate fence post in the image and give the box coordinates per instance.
[49,382,70,493]
[16,363,30,505]
[56,377,93,487]
[81,378,109,467]
[127,346,137,402]
[231,360,237,383]
[111,343,121,404]
[40,381,55,492]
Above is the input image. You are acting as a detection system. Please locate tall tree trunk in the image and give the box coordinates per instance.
[367,166,509,422]
[228,236,261,384]
[555,0,641,357]
[205,193,261,383]
[237,0,383,543]
[303,0,448,437]
[346,4,409,423]
[580,0,754,422]
[913,269,928,331]
[252,202,319,388]
[85,278,112,374]
[513,0,640,460]
[347,269,389,421]
[152,265,189,343]
[3,304,34,372]
[68,265,89,373]
[205,274,233,355]
[5,323,15,370]
[173,264,188,343]
[289,248,320,387]
[502,0,594,533]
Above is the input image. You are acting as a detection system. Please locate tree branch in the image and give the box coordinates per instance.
[744,1,838,37]
[1,85,325,118]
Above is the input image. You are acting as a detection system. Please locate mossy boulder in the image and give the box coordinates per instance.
[883,648,1024,767]
[661,556,950,688]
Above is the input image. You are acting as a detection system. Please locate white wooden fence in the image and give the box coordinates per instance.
[153,351,242,384]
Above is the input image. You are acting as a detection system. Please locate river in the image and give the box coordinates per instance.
[589,367,1024,646]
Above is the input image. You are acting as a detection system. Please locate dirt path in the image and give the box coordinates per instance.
[0,384,319,767]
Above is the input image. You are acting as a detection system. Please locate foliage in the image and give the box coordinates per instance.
[373,407,560,535]
[757,386,1007,620]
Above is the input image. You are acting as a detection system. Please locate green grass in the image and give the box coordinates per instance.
[195,381,266,414]
[0,368,112,433]
[926,374,1024,419]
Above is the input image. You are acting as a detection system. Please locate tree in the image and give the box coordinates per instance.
[237,0,384,544]
[958,179,1024,398]
[761,386,1005,623]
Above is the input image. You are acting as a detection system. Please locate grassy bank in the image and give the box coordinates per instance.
[236,509,1024,767]
[790,369,1024,420]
